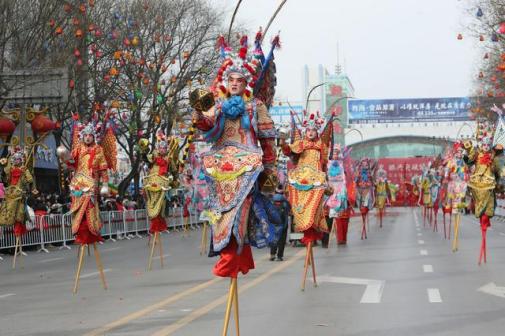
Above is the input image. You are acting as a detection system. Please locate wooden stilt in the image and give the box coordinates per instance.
[479,228,488,265]
[158,233,164,268]
[73,245,86,294]
[147,232,158,271]
[448,213,452,240]
[233,278,240,336]
[87,244,91,256]
[12,236,20,269]
[200,222,208,255]
[443,213,447,239]
[452,214,460,252]
[327,219,336,250]
[310,243,317,287]
[93,243,108,290]
[222,278,236,336]
[301,242,312,291]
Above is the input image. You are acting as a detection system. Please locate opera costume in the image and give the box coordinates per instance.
[464,119,503,265]
[355,158,375,239]
[282,109,333,290]
[140,133,179,270]
[325,144,353,246]
[443,142,468,248]
[58,116,117,293]
[190,31,282,335]
[374,166,393,229]
[0,147,37,268]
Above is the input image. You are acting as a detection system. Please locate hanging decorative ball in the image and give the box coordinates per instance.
[88,24,95,32]
[161,65,167,72]
[492,33,499,42]
[110,67,119,76]
[457,33,463,40]
[123,38,131,46]
[104,74,111,82]
[171,76,177,83]
[135,89,143,99]
[111,30,119,39]
[89,0,95,7]
[154,114,161,124]
[484,53,489,59]
[73,48,81,57]
[49,19,56,28]
[69,79,75,89]
[139,58,146,66]
[479,35,484,41]
[498,63,505,71]
[491,75,497,82]
[143,77,149,85]
[183,51,190,59]
[72,17,80,25]
[499,22,505,34]
[95,50,102,58]
[476,7,483,17]
[113,50,122,60]
[164,35,171,42]
[75,29,83,38]
[94,29,102,38]
[111,100,120,108]
[154,34,161,43]
[148,63,155,70]
[76,58,83,67]
[55,26,63,35]
[488,91,494,97]
[478,71,484,79]
[132,36,140,46]
[64,3,72,13]
[79,3,86,13]
[156,94,164,104]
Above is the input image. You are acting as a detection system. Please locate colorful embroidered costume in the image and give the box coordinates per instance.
[191,32,281,278]
[0,148,35,236]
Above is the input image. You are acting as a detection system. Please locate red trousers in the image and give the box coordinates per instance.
[213,236,255,278]
[335,217,350,243]
[74,218,103,245]
[149,215,167,233]
[13,222,27,237]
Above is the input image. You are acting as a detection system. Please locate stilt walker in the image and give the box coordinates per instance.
[190,28,283,335]
[325,145,354,247]
[445,141,468,249]
[0,147,38,269]
[430,167,442,233]
[282,105,333,289]
[58,114,117,293]
[355,158,375,239]
[374,165,393,229]
[463,116,503,265]
[140,133,179,270]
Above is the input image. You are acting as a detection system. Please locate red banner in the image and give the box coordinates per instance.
[377,157,433,206]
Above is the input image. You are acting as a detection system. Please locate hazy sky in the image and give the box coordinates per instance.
[215,0,479,101]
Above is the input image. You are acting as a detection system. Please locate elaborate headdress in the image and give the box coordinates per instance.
[475,118,496,147]
[376,166,387,182]
[302,110,324,132]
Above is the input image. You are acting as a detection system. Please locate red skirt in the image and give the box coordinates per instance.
[13,222,27,237]
[149,215,167,233]
[301,227,323,245]
[213,236,254,278]
[74,218,104,245]
[360,207,369,215]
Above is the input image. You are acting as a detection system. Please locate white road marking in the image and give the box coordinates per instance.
[81,269,111,279]
[420,249,428,256]
[418,240,425,245]
[40,257,64,263]
[317,275,385,303]
[423,264,434,273]
[416,228,420,231]
[153,254,171,260]
[499,232,505,236]
[478,282,505,299]
[427,288,442,303]
[101,247,121,253]
[0,293,16,299]
[417,233,422,236]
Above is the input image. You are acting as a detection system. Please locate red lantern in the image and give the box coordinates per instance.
[479,35,484,41]
[63,3,72,13]
[104,74,111,82]
[479,71,484,78]
[31,115,60,134]
[143,78,149,85]
[498,63,505,71]
[457,33,463,40]
[72,17,80,26]
[0,117,16,140]
[499,22,505,34]
[79,4,86,13]
[94,29,102,38]
[88,24,95,32]
[55,26,63,35]
[484,53,489,59]
[73,48,81,58]
[76,58,83,67]
[69,79,75,89]
[49,19,55,28]
[75,29,83,38]
[123,38,131,46]
[491,75,497,82]
[110,67,119,76]
[89,0,95,7]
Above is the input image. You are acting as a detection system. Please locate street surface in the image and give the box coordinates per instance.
[1,207,505,336]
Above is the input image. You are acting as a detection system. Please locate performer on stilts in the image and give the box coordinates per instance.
[374,165,393,229]
[282,107,332,290]
[140,132,179,270]
[355,158,375,239]
[326,144,354,246]
[463,118,502,265]
[445,142,468,248]
[430,167,442,232]
[190,30,282,336]
[420,165,434,227]
[59,114,117,294]
[0,147,38,269]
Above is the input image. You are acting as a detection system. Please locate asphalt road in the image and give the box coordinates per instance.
[1,207,505,336]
